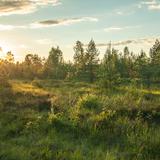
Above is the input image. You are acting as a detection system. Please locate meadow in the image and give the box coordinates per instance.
[0,79,160,160]
[0,0,160,159]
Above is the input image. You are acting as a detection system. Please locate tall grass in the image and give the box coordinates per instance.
[0,80,160,160]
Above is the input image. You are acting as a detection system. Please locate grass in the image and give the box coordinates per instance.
[11,80,49,96]
[0,80,160,160]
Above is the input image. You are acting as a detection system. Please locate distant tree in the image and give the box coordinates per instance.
[5,51,14,63]
[0,59,10,87]
[121,46,137,79]
[73,41,87,80]
[23,54,43,79]
[0,39,159,87]
[136,50,148,72]
[149,39,160,82]
[44,46,64,79]
[3,51,16,78]
[123,46,130,58]
[86,39,99,82]
[150,39,160,65]
[13,61,23,79]
[135,50,151,87]
[100,46,120,89]
[48,47,63,66]
[65,61,76,80]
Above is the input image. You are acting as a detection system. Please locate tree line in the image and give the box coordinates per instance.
[0,39,160,88]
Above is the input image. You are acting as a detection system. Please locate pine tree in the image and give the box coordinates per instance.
[150,39,160,65]
[86,39,99,82]
[149,39,160,82]
[100,46,120,89]
[73,41,87,80]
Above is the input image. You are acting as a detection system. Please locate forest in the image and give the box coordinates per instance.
[1,39,160,85]
[0,39,160,160]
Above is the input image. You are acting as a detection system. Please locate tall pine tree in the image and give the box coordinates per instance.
[86,39,99,82]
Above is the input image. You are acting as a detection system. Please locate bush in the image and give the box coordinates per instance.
[76,94,102,111]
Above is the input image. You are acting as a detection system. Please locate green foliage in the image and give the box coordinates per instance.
[44,46,66,79]
[73,41,86,79]
[86,39,99,82]
[0,39,160,86]
[0,39,160,159]
[149,39,160,83]
[0,80,160,159]
[150,39,160,65]
[76,94,101,111]
[23,54,43,79]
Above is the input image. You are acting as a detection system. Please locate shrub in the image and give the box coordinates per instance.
[48,113,59,124]
[76,94,102,111]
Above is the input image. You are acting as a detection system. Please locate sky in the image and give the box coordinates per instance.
[0,0,160,61]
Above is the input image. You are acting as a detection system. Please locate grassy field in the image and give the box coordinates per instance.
[0,80,160,160]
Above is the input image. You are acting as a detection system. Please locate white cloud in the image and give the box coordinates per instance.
[104,27,123,32]
[0,17,98,31]
[116,11,124,15]
[149,4,160,10]
[140,0,160,10]
[113,9,135,16]
[141,0,157,5]
[0,0,61,16]
[95,37,159,47]
[31,17,98,28]
[0,24,26,31]
[0,24,15,31]
[36,39,53,45]
[19,44,28,49]
[104,26,140,33]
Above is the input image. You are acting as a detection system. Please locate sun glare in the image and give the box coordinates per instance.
[0,50,5,59]
[0,42,12,59]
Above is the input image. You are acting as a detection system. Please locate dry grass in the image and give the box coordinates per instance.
[11,80,49,96]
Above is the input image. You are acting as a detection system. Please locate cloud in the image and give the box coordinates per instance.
[113,7,136,16]
[0,0,61,16]
[31,17,98,28]
[104,26,140,33]
[140,0,160,10]
[95,37,159,47]
[114,10,135,16]
[116,11,124,15]
[36,39,53,45]
[0,17,98,31]
[104,27,123,32]
[19,44,28,49]
[0,24,26,31]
